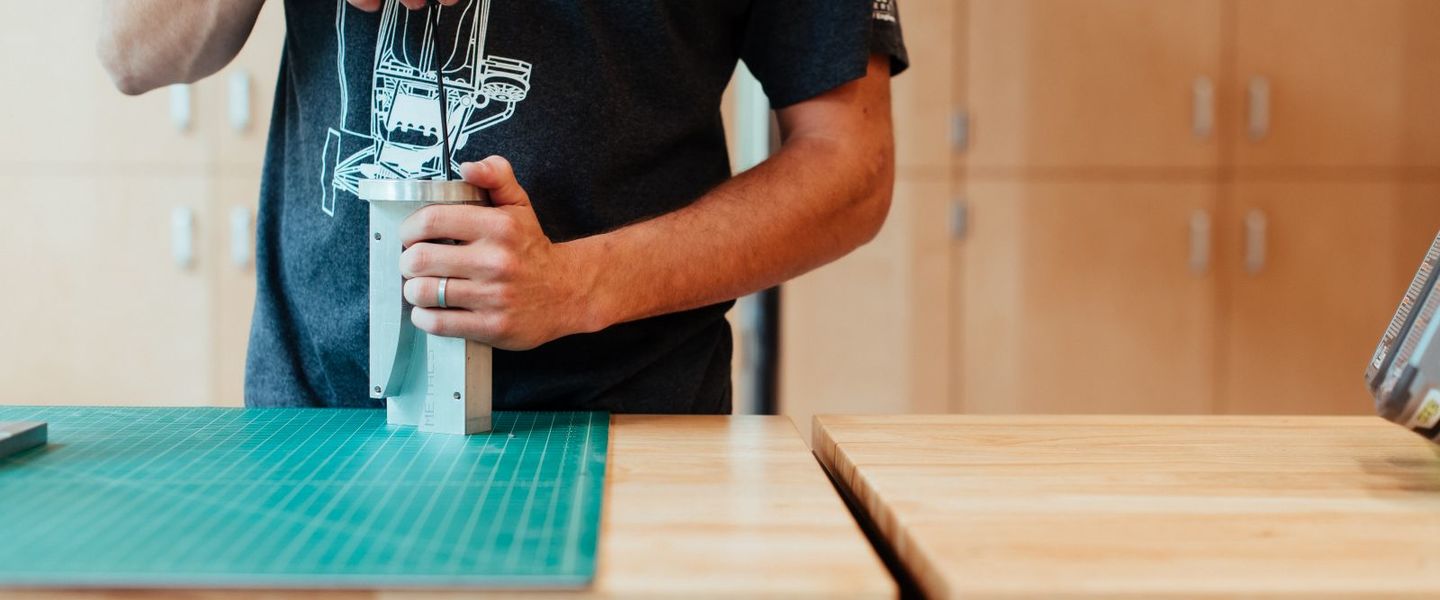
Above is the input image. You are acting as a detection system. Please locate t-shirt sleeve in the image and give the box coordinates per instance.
[740,0,911,109]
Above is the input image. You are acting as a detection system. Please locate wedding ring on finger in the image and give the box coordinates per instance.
[437,276,449,309]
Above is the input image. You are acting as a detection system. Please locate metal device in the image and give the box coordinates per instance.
[0,421,46,460]
[361,179,492,434]
[1367,230,1440,442]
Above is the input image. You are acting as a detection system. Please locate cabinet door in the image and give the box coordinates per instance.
[1232,0,1440,169]
[0,1,214,170]
[209,2,284,406]
[891,0,959,172]
[955,181,1217,414]
[210,176,260,407]
[213,0,286,175]
[1219,182,1440,414]
[781,178,951,442]
[0,174,214,406]
[965,0,1223,170]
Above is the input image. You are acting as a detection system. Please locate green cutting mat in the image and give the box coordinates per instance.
[0,407,607,589]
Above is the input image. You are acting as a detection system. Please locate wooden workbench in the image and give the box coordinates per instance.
[13,415,894,599]
[814,414,1440,599]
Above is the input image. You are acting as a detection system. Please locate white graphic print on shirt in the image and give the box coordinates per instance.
[872,0,898,23]
[320,0,533,217]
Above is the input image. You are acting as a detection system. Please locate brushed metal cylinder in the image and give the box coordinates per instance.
[358,179,489,204]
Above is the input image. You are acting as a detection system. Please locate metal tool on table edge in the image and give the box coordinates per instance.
[358,0,492,435]
[1368,229,1440,442]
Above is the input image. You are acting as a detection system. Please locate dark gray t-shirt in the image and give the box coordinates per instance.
[245,0,908,413]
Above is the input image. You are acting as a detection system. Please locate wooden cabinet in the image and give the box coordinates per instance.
[0,2,212,170]
[1218,182,1440,414]
[207,1,284,407]
[936,1,1440,417]
[209,176,261,408]
[954,181,1218,414]
[891,0,959,173]
[0,173,215,406]
[1231,0,1440,169]
[780,0,960,435]
[782,178,952,440]
[213,1,286,176]
[965,0,1223,170]
[0,0,283,408]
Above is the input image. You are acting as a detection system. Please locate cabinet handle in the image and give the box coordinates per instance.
[1247,76,1271,141]
[1192,76,1214,140]
[1189,209,1211,274]
[229,205,254,268]
[1244,209,1268,274]
[170,205,195,270]
[168,84,192,132]
[951,110,971,153]
[949,198,969,241]
[228,70,252,133]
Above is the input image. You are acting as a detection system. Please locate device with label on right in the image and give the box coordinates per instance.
[1368,230,1440,442]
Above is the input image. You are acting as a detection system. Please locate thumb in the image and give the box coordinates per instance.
[459,156,530,207]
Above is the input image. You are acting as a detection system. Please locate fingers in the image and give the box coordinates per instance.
[399,242,466,279]
[347,0,455,13]
[459,156,531,207]
[398,204,518,247]
[346,0,382,11]
[403,276,514,310]
[400,242,516,280]
[411,307,513,345]
[404,276,474,309]
[405,276,443,308]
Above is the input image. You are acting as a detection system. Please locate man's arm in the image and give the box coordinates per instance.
[396,54,895,350]
[97,0,266,95]
[97,0,458,96]
[575,54,896,327]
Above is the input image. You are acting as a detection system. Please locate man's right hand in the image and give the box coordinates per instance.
[347,0,460,12]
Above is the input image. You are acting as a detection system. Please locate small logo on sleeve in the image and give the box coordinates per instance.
[873,0,898,23]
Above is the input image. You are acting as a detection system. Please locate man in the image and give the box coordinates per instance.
[98,0,908,414]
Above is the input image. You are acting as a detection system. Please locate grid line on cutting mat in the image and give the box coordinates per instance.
[0,407,607,589]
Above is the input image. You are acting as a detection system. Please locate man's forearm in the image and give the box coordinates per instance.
[566,60,896,333]
[98,0,265,95]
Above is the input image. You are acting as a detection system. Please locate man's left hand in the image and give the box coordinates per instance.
[398,156,598,350]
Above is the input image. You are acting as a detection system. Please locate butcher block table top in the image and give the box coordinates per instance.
[813,414,1440,599]
[12,415,893,599]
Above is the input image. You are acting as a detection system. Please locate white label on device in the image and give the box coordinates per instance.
[1410,389,1440,430]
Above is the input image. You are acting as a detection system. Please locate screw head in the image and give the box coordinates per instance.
[453,392,462,400]
[373,386,382,394]
[373,232,381,241]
